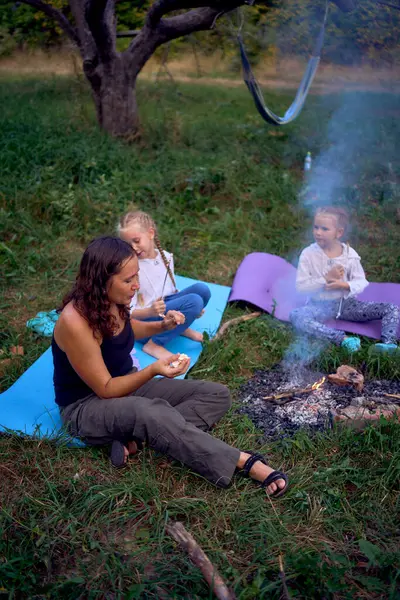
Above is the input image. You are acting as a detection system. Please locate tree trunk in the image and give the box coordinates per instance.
[91,56,139,138]
[20,0,358,139]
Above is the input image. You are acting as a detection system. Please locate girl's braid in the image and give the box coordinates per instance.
[154,233,177,291]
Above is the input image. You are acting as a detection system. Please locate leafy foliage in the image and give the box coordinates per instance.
[0,0,399,64]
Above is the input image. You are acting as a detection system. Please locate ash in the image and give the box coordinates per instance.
[237,365,400,440]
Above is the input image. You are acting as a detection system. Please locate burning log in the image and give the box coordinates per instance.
[328,365,364,392]
[262,377,326,404]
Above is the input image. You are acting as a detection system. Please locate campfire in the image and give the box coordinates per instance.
[262,376,327,404]
[238,364,400,439]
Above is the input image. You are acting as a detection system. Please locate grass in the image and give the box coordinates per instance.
[0,72,400,598]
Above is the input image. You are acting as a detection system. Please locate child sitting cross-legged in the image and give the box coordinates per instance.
[290,206,399,353]
[118,210,211,360]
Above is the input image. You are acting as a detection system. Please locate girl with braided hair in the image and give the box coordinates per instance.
[118,210,211,359]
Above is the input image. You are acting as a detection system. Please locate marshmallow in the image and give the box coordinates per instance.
[170,353,189,368]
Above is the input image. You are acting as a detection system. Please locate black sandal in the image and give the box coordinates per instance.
[110,440,127,469]
[241,452,288,498]
[110,439,144,469]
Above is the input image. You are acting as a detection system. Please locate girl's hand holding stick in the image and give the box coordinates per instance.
[156,258,172,318]
[162,310,185,330]
[325,265,344,283]
[152,298,166,318]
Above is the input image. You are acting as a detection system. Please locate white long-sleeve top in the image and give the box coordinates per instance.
[130,250,176,310]
[296,242,369,301]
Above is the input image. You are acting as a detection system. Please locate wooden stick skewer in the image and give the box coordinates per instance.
[383,393,400,400]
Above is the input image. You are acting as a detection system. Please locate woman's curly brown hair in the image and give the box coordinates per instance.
[60,237,136,339]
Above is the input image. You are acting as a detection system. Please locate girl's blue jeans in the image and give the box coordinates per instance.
[139,283,211,345]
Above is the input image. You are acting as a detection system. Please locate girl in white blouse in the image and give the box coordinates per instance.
[290,206,399,353]
[118,210,210,359]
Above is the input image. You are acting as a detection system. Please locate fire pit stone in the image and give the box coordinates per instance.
[328,365,364,392]
[333,404,400,430]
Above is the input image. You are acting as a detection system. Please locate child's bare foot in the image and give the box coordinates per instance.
[237,452,288,498]
[142,339,174,360]
[181,328,203,342]
[196,309,205,319]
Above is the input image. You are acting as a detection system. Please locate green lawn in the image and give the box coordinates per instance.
[0,74,399,598]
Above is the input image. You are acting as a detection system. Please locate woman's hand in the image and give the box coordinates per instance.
[162,310,185,331]
[153,354,191,378]
[151,298,166,317]
[325,265,344,282]
[325,280,350,291]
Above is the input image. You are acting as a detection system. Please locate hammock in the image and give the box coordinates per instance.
[238,3,329,126]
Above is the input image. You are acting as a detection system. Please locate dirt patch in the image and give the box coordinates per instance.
[3,286,49,332]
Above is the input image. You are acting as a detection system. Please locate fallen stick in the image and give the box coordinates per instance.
[165,520,236,600]
[213,312,261,342]
[278,554,291,600]
[383,393,400,400]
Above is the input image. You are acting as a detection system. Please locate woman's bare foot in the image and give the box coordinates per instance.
[142,339,174,360]
[181,328,204,342]
[237,452,287,497]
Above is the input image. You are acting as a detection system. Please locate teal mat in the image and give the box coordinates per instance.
[0,276,230,444]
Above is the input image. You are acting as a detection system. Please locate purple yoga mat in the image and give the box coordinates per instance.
[229,252,400,339]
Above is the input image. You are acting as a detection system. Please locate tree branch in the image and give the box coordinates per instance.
[19,0,80,46]
[146,0,230,28]
[125,0,244,72]
[158,6,229,41]
[85,0,117,63]
[124,5,227,76]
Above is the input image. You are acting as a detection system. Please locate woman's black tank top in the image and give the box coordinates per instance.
[52,319,135,407]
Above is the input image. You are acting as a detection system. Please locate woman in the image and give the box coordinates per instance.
[52,236,288,498]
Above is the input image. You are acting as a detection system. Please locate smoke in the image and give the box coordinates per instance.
[282,335,329,386]
[275,4,399,378]
[299,91,395,213]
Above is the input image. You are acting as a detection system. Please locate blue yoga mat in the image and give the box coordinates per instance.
[0,276,230,444]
